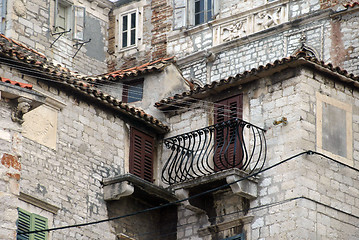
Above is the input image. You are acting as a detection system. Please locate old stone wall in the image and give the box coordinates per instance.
[0,64,131,239]
[330,10,359,74]
[109,0,172,70]
[161,65,359,239]
[6,0,111,75]
[0,98,21,240]
[168,0,359,84]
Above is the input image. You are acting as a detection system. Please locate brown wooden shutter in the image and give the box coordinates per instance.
[214,95,243,171]
[129,128,154,182]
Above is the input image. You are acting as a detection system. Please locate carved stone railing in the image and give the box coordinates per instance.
[213,3,289,45]
[162,119,266,185]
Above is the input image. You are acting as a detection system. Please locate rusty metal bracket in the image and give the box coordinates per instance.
[50,29,72,48]
[273,117,288,126]
[73,39,91,58]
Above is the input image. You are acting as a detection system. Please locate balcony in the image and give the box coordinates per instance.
[162,118,267,186]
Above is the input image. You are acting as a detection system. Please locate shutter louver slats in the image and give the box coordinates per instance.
[214,95,243,171]
[17,209,31,240]
[17,208,48,240]
[130,128,154,182]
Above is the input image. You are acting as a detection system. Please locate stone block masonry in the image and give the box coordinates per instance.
[8,0,110,75]
[0,101,22,240]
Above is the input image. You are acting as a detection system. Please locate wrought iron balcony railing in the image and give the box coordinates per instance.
[162,119,267,185]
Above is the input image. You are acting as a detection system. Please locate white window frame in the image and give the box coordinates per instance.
[73,6,85,40]
[192,0,213,26]
[53,0,85,40]
[173,0,218,29]
[119,9,138,50]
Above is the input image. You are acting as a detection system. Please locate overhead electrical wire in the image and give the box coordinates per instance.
[0,55,247,119]
[0,57,239,113]
[17,150,359,236]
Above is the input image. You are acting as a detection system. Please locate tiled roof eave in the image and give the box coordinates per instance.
[67,82,170,133]
[0,38,169,133]
[155,56,359,110]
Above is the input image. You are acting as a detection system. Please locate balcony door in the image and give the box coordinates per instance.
[214,94,243,171]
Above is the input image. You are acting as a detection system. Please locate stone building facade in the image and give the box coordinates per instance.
[3,0,112,74]
[157,54,359,239]
[0,0,359,240]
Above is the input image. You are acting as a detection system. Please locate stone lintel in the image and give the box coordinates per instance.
[198,216,254,237]
[103,173,177,203]
[19,192,60,214]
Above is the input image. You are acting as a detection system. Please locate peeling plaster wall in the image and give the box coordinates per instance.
[330,10,359,74]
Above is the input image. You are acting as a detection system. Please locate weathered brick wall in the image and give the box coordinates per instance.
[6,0,110,75]
[151,0,171,60]
[109,0,172,70]
[330,10,359,74]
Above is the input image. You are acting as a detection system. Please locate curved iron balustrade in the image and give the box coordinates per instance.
[162,119,267,185]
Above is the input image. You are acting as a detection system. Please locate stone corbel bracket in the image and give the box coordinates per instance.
[103,180,134,201]
[11,97,33,124]
[0,81,46,124]
[175,188,206,214]
[102,173,177,203]
[226,174,257,199]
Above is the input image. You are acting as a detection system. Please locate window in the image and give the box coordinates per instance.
[122,79,143,103]
[173,0,218,29]
[54,0,85,40]
[129,128,154,182]
[120,11,137,49]
[17,208,48,240]
[194,0,212,25]
[316,92,353,166]
[73,6,85,40]
[214,94,243,171]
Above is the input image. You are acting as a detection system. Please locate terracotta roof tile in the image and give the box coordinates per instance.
[155,51,359,109]
[344,2,359,8]
[0,77,33,89]
[92,57,175,82]
[0,34,169,132]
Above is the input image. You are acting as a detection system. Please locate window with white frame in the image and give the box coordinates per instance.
[53,0,85,40]
[173,0,218,29]
[194,0,212,25]
[120,10,137,49]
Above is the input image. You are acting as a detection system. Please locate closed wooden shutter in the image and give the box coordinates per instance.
[17,208,48,240]
[17,208,31,240]
[214,95,243,171]
[129,128,155,182]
